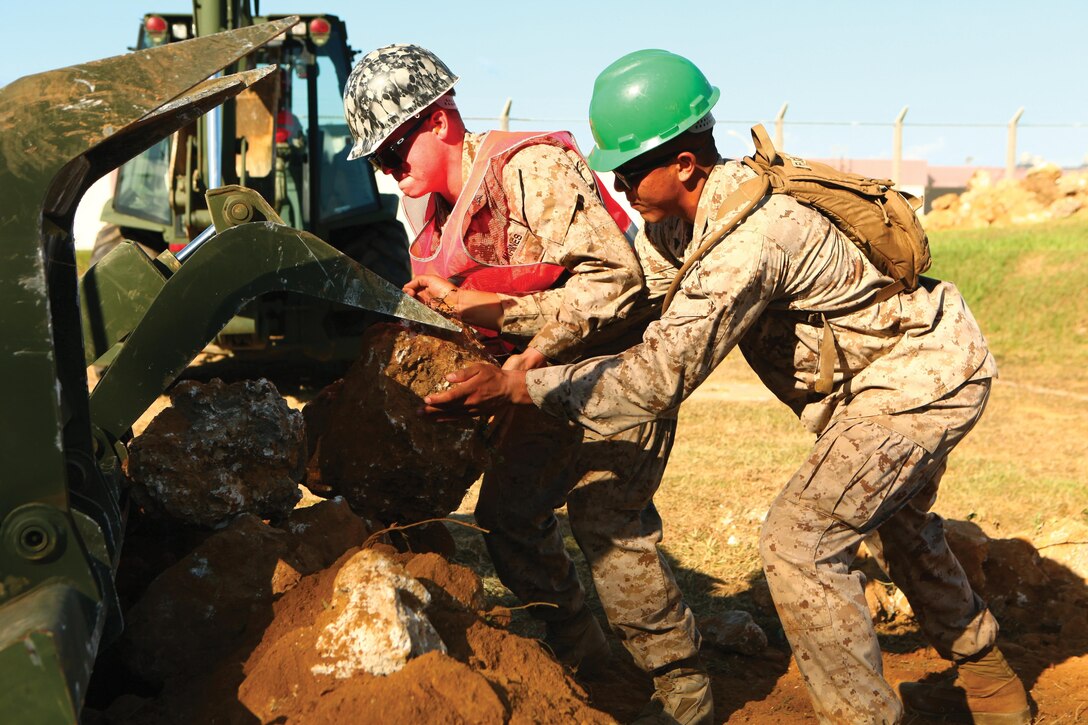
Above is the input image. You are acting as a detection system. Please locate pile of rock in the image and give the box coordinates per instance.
[99,498,610,724]
[923,165,1088,230]
[97,323,622,723]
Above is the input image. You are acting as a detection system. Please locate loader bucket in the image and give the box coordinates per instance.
[0,18,300,722]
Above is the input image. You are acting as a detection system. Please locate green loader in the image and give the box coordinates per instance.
[0,17,454,722]
[94,1,413,379]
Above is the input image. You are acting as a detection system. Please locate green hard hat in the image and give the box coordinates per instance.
[587,49,720,171]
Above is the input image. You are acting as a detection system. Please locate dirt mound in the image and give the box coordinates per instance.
[93,508,611,724]
[238,546,610,724]
[923,165,1088,230]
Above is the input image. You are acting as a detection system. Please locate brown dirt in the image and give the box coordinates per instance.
[93,505,1088,724]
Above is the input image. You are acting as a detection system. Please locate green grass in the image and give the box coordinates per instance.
[926,217,1088,390]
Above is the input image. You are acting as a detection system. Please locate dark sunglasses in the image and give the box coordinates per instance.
[366,113,430,173]
[612,146,696,192]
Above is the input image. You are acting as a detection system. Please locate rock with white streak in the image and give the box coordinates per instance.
[312,548,446,677]
[118,501,370,684]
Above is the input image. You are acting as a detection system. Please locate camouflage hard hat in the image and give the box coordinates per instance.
[343,44,459,161]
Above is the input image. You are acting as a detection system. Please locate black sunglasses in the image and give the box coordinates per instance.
[612,146,697,192]
[367,113,430,173]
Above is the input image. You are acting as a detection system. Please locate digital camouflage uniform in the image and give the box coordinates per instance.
[526,158,1000,722]
[450,132,702,672]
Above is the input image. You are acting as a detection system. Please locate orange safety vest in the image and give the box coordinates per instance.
[405,130,635,294]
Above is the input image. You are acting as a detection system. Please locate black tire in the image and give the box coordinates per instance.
[334,218,412,287]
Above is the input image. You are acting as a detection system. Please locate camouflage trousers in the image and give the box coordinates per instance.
[475,406,701,672]
[760,378,998,724]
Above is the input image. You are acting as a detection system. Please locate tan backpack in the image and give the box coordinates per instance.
[662,124,932,393]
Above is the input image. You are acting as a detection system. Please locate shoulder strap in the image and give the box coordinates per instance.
[661,174,770,313]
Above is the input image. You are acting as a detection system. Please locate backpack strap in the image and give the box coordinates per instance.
[808,278,908,394]
[815,314,837,395]
[661,174,770,313]
[750,124,781,166]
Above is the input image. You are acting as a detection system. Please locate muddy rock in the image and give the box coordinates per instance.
[314,323,492,524]
[698,611,768,655]
[119,514,292,684]
[128,378,305,528]
[283,496,373,571]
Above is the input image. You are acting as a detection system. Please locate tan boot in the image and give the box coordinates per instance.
[543,608,612,679]
[632,658,714,725]
[898,646,1031,725]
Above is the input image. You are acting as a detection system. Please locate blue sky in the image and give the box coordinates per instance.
[4,0,1085,168]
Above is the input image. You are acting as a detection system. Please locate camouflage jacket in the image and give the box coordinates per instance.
[526,159,997,445]
[437,132,651,362]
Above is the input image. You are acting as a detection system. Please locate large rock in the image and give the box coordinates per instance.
[698,611,768,655]
[1021,164,1063,206]
[128,378,305,528]
[314,323,492,524]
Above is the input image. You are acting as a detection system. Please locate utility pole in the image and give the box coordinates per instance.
[1006,107,1025,181]
[774,103,788,150]
[499,98,512,131]
[892,106,908,188]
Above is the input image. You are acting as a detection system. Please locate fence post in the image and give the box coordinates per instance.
[774,103,788,149]
[1006,106,1025,181]
[499,98,512,131]
[893,106,908,187]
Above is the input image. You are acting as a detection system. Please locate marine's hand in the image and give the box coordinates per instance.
[501,347,548,372]
[422,363,532,419]
[403,275,458,312]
